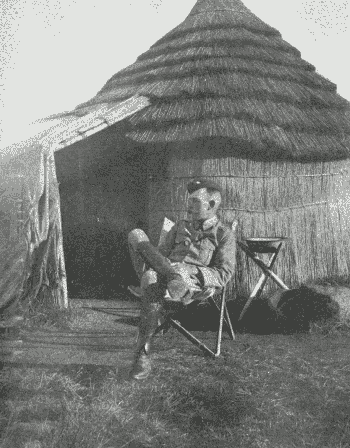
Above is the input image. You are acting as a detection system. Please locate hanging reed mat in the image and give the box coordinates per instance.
[146,155,350,299]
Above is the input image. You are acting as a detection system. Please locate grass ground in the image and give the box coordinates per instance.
[1,301,350,448]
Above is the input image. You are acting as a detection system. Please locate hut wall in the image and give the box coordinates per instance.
[148,150,350,298]
[54,123,148,297]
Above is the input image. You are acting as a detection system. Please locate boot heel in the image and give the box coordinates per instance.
[129,346,152,380]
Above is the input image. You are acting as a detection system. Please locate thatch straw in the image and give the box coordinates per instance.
[75,0,349,161]
[146,28,300,57]
[160,0,282,41]
[132,46,316,71]
[112,58,336,91]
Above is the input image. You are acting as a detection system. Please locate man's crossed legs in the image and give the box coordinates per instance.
[128,229,211,380]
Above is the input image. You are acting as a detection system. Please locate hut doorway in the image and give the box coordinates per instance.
[54,123,148,299]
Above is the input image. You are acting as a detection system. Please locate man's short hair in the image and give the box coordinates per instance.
[187,179,222,196]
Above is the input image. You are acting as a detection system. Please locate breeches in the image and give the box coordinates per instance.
[128,228,209,307]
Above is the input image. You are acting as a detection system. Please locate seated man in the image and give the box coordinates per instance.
[127,179,236,380]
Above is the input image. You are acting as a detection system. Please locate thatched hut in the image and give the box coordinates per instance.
[71,0,350,298]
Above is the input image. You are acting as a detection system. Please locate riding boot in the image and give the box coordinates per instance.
[129,303,161,380]
[136,241,189,301]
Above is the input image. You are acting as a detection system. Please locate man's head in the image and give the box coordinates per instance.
[186,179,222,222]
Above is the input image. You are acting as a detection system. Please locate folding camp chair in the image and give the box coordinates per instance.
[145,218,236,358]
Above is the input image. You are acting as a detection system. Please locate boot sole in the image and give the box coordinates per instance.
[130,370,151,380]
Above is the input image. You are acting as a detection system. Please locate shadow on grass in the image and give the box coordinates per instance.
[83,305,141,327]
[112,316,140,327]
[291,381,350,446]
[59,364,116,396]
[127,359,258,445]
[320,397,350,446]
[169,382,255,431]
[0,387,11,440]
[0,370,61,444]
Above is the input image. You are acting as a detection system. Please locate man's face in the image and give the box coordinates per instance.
[187,188,214,222]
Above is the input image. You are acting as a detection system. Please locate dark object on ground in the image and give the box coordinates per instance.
[154,286,340,336]
[176,296,278,334]
[272,285,340,334]
[226,285,340,335]
[227,295,279,334]
[169,301,219,332]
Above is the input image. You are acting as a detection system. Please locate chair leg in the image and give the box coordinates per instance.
[169,319,216,358]
[154,319,171,336]
[215,290,226,357]
[224,303,235,340]
[154,313,218,358]
[208,291,236,342]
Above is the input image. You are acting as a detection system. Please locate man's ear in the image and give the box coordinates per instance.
[209,192,221,210]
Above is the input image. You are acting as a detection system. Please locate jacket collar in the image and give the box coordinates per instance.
[191,215,219,231]
[203,215,219,230]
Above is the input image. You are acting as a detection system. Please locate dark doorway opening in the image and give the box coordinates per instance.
[55,124,148,299]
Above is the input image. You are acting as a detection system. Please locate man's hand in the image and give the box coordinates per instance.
[172,263,201,291]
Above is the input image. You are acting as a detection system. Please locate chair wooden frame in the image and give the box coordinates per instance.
[154,284,235,357]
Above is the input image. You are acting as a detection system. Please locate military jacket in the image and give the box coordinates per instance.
[158,215,236,289]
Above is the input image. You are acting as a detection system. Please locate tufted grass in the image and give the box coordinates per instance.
[1,324,350,448]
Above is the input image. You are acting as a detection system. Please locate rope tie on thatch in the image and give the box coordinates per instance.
[229,201,328,213]
[159,201,328,214]
[165,172,345,179]
[192,9,249,15]
[189,8,281,22]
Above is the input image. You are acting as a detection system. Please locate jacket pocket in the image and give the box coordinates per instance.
[199,239,215,265]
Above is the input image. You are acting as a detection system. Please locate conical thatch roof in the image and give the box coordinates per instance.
[76,0,350,162]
